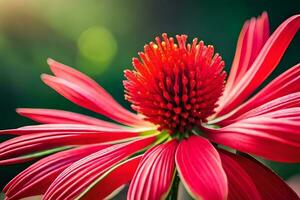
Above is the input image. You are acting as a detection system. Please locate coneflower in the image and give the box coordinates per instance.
[1,12,300,200]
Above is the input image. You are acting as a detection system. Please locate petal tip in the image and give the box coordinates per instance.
[15,108,26,115]
[40,73,53,82]
[261,11,268,17]
[47,58,56,65]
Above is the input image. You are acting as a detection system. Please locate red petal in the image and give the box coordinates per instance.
[175,136,228,200]
[221,92,300,125]
[128,140,178,200]
[41,73,147,127]
[47,58,118,105]
[224,12,269,98]
[1,123,144,135]
[80,156,142,200]
[43,136,155,200]
[0,124,142,165]
[218,150,261,200]
[221,151,298,200]
[218,64,300,125]
[4,144,109,200]
[16,108,122,129]
[43,59,151,127]
[217,14,300,116]
[205,112,300,162]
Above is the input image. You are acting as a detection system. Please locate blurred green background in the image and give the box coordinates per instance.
[0,0,299,193]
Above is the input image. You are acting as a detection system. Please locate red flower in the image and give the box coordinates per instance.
[1,12,300,200]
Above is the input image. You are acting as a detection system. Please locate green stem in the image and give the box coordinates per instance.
[167,172,180,200]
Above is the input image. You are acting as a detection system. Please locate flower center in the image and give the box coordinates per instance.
[124,34,226,134]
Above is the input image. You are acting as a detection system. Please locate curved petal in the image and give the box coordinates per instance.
[0,124,143,165]
[224,12,269,96]
[205,111,300,162]
[43,136,155,200]
[44,59,151,127]
[216,14,300,116]
[221,92,300,125]
[16,108,122,129]
[218,150,261,200]
[128,140,178,200]
[175,136,228,200]
[3,144,109,200]
[1,123,146,135]
[235,93,300,120]
[47,58,119,105]
[79,155,142,200]
[216,64,300,125]
[41,74,149,127]
[0,145,72,165]
[221,151,298,200]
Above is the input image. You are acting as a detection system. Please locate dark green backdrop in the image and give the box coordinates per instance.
[0,0,299,191]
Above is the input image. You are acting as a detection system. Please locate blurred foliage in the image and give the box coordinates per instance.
[0,0,299,191]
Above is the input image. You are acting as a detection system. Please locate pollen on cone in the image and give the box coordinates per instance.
[124,34,226,133]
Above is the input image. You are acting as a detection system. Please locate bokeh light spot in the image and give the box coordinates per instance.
[77,26,117,73]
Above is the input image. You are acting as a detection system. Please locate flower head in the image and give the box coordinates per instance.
[1,12,300,200]
[124,34,226,133]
